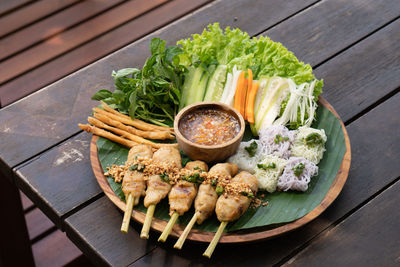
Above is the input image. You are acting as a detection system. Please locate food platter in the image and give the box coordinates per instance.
[90,96,351,243]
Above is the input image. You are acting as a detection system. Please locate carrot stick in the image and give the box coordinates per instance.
[233,71,245,115]
[245,69,253,120]
[240,78,248,118]
[245,81,260,124]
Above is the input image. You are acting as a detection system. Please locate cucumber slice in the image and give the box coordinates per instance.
[203,65,227,101]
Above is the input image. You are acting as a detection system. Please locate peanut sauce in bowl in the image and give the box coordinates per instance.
[174,102,245,163]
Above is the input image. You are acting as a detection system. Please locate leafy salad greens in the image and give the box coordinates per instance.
[92,23,323,131]
[92,38,186,126]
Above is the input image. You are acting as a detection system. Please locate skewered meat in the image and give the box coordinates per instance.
[195,163,238,224]
[215,171,258,222]
[122,144,153,205]
[144,146,181,207]
[169,161,208,216]
[126,144,153,164]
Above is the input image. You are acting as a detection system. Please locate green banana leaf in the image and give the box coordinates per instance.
[96,105,346,232]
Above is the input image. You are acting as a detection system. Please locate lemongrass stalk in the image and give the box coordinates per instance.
[174,212,199,249]
[158,212,179,242]
[121,194,134,233]
[203,221,228,258]
[140,204,156,239]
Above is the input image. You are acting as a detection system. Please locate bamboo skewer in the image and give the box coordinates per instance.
[174,212,199,249]
[140,204,156,239]
[121,194,135,233]
[203,221,228,258]
[158,212,179,242]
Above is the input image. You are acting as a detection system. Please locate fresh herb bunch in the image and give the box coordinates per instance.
[91,38,187,126]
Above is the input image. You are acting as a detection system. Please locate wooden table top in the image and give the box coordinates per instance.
[1,0,399,266]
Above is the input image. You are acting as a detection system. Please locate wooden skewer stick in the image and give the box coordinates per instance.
[203,221,228,258]
[140,204,156,239]
[158,212,179,242]
[174,212,199,249]
[121,194,135,233]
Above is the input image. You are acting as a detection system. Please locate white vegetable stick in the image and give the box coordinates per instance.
[224,66,241,107]
[254,78,268,115]
[220,72,233,103]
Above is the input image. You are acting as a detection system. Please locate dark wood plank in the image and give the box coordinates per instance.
[0,0,80,37]
[132,90,400,266]
[264,0,400,67]
[0,0,167,84]
[0,0,33,16]
[26,208,56,241]
[0,0,212,106]
[283,178,400,266]
[0,0,126,61]
[16,133,101,229]
[0,0,316,167]
[64,197,156,267]
[0,175,34,267]
[32,230,83,267]
[315,19,400,122]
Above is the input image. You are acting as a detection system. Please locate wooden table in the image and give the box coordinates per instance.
[1,0,399,266]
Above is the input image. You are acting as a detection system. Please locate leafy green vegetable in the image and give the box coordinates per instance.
[183,173,204,184]
[292,163,305,177]
[241,191,255,199]
[257,162,276,170]
[244,141,258,157]
[305,133,325,147]
[177,23,323,127]
[215,185,224,196]
[91,38,186,126]
[160,173,169,183]
[274,134,289,144]
[129,164,144,172]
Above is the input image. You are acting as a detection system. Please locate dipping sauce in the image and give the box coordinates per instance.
[179,108,240,146]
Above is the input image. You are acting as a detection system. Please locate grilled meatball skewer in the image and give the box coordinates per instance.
[203,171,258,258]
[174,163,238,249]
[121,144,153,233]
[140,146,181,239]
[158,161,208,242]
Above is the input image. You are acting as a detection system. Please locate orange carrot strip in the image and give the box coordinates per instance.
[246,81,260,124]
[234,71,245,115]
[240,78,248,118]
[245,69,253,120]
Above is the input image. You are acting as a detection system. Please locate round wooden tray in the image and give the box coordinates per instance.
[90,97,351,243]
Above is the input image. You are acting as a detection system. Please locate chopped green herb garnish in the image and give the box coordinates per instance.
[257,162,276,170]
[305,132,324,147]
[211,179,217,186]
[244,141,258,157]
[160,173,169,183]
[129,164,144,172]
[184,173,204,184]
[274,134,289,144]
[215,185,224,195]
[292,163,305,177]
[193,166,204,172]
[240,191,255,199]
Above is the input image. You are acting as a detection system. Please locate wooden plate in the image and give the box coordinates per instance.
[90,97,351,243]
